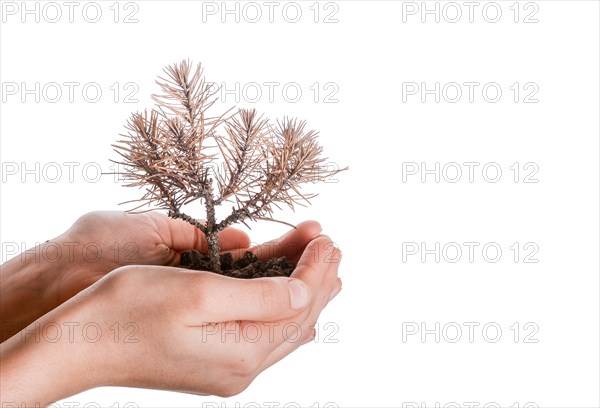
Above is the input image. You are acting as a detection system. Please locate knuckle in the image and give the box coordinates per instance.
[96,265,143,299]
[215,379,251,398]
[105,265,139,284]
[301,326,317,344]
[75,210,98,222]
[213,353,260,397]
[73,210,103,228]
[232,349,263,377]
[256,279,280,310]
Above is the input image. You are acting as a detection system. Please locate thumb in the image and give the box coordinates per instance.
[200,275,311,323]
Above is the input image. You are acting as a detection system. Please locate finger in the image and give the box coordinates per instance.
[190,274,312,324]
[326,248,343,303]
[160,214,251,254]
[214,227,252,252]
[257,241,343,369]
[289,239,341,320]
[290,235,337,289]
[228,220,322,262]
[328,277,343,303]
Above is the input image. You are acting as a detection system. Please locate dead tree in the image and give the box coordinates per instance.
[112,60,346,273]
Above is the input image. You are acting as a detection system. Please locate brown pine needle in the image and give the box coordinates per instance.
[111,60,347,273]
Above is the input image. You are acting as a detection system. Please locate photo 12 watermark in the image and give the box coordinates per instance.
[0,161,345,185]
[401,242,540,264]
[1,82,139,104]
[401,82,539,103]
[207,81,340,104]
[1,240,140,264]
[198,402,338,408]
[1,161,117,184]
[400,1,539,24]
[2,402,139,408]
[1,1,140,24]
[199,321,340,344]
[401,402,539,408]
[401,162,540,184]
[200,1,340,24]
[402,321,540,344]
[2,321,140,345]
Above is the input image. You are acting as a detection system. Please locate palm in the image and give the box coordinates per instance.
[56,210,320,305]
[63,211,252,269]
[54,211,248,299]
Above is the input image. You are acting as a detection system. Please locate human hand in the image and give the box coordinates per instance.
[0,233,342,404]
[53,210,252,303]
[0,211,321,342]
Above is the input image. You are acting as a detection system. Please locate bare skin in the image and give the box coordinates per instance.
[1,211,257,341]
[0,211,342,404]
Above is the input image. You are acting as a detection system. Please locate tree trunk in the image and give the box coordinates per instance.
[204,180,221,273]
[206,229,221,273]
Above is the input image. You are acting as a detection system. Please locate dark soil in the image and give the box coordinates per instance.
[180,249,296,279]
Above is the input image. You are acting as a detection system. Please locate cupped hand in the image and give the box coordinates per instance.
[61,210,251,268]
[53,210,324,315]
[1,234,342,404]
[93,235,341,397]
[53,211,251,302]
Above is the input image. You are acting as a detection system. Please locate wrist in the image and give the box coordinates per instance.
[0,291,107,404]
[1,237,77,341]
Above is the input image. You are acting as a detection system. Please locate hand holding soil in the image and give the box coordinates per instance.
[1,227,342,404]
[1,60,345,404]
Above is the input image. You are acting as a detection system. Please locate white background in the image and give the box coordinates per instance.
[1,1,599,407]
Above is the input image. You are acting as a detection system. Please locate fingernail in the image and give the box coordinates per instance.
[288,279,311,309]
[328,285,342,302]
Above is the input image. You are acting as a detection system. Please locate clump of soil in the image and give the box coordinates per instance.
[180,250,296,279]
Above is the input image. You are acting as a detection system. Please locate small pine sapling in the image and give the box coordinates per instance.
[111,60,346,278]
